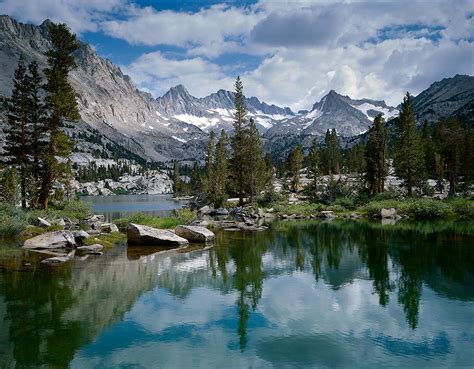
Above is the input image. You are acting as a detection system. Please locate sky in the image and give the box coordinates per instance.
[1,0,473,111]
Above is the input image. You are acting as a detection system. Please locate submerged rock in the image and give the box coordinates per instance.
[40,250,75,265]
[127,223,189,246]
[175,225,215,243]
[23,231,76,250]
[77,244,104,253]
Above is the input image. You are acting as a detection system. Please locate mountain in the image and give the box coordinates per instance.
[0,15,206,162]
[264,90,398,140]
[412,75,474,125]
[155,85,294,133]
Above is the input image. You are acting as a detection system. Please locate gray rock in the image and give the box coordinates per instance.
[63,217,73,230]
[198,205,212,215]
[215,208,229,216]
[175,225,215,243]
[319,211,336,219]
[23,231,76,250]
[127,223,189,246]
[36,217,51,228]
[256,208,265,218]
[350,212,361,219]
[40,250,75,265]
[73,230,90,244]
[101,223,119,233]
[83,214,105,229]
[77,244,104,253]
[380,208,397,219]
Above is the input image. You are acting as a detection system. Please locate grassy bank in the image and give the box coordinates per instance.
[264,196,474,220]
[113,209,196,231]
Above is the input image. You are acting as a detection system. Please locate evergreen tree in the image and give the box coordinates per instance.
[214,130,229,206]
[365,114,388,195]
[190,162,203,194]
[205,131,216,195]
[393,93,425,196]
[231,76,248,205]
[421,120,435,177]
[39,22,80,208]
[288,144,303,192]
[441,118,463,196]
[245,118,266,202]
[27,61,46,207]
[320,129,342,174]
[172,162,182,196]
[346,143,366,175]
[307,140,321,190]
[3,57,31,208]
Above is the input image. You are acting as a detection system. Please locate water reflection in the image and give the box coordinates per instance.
[0,220,473,369]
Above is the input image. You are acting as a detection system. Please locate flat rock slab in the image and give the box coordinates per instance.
[175,225,215,243]
[127,223,189,246]
[40,250,75,265]
[77,244,104,253]
[23,231,76,250]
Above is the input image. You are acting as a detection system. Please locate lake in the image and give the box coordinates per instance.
[80,194,188,221]
[0,220,473,368]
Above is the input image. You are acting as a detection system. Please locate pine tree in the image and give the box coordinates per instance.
[441,118,463,196]
[39,22,80,208]
[365,114,388,195]
[288,144,303,192]
[393,93,425,196]
[214,130,228,206]
[346,143,366,176]
[3,57,32,208]
[205,131,216,196]
[27,60,45,207]
[172,162,182,196]
[307,140,321,190]
[421,120,435,177]
[190,162,203,195]
[245,118,266,202]
[231,76,248,205]
[320,129,342,174]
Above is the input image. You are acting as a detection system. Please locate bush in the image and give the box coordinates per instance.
[272,202,325,216]
[407,199,452,219]
[0,203,26,238]
[360,200,404,217]
[372,189,402,202]
[114,209,196,230]
[332,197,356,210]
[444,198,474,218]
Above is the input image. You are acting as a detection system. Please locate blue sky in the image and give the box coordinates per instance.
[1,0,473,110]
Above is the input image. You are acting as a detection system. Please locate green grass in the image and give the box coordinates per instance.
[83,232,126,248]
[114,209,196,230]
[271,201,326,216]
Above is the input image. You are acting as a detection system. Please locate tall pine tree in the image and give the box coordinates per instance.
[307,140,321,190]
[4,57,32,208]
[39,23,80,208]
[393,93,425,196]
[214,130,229,206]
[365,114,388,195]
[245,118,266,202]
[231,76,248,205]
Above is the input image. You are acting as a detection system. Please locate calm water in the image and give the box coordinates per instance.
[80,194,187,221]
[0,220,473,368]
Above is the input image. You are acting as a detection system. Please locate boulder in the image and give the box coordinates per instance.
[83,214,105,230]
[215,208,229,216]
[198,205,212,215]
[175,225,215,243]
[380,208,397,219]
[127,223,189,246]
[101,223,119,233]
[72,230,90,244]
[23,231,76,250]
[77,244,104,253]
[36,217,51,228]
[256,208,265,218]
[40,250,75,265]
[51,218,66,228]
[63,217,73,230]
[319,211,336,219]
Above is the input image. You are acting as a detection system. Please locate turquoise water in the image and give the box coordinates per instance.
[0,220,473,368]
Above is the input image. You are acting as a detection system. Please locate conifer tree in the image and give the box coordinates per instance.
[39,22,80,208]
[190,162,203,195]
[346,143,366,176]
[3,57,31,208]
[320,129,342,174]
[245,118,266,202]
[172,162,182,196]
[441,118,463,196]
[307,140,321,190]
[205,131,216,196]
[27,60,45,207]
[231,76,247,205]
[214,130,228,206]
[393,93,425,196]
[421,120,435,177]
[365,114,388,195]
[288,144,303,192]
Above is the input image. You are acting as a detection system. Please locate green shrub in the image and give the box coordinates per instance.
[332,197,356,210]
[114,209,196,230]
[372,189,402,201]
[360,200,404,217]
[407,199,452,219]
[272,202,325,216]
[444,198,474,218]
[0,203,25,238]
